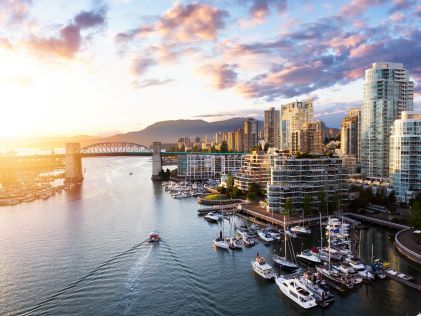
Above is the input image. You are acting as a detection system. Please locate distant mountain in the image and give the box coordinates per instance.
[105,118,264,145]
[325,128,340,140]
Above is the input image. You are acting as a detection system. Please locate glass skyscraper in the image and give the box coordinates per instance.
[360,62,414,179]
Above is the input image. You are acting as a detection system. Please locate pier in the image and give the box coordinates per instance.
[343,213,409,230]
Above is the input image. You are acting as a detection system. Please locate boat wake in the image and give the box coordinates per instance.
[120,245,153,314]
[19,239,150,316]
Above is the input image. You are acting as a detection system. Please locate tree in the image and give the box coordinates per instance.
[284,198,292,216]
[220,140,228,153]
[231,186,241,199]
[408,200,421,229]
[332,192,341,213]
[318,190,327,215]
[264,143,269,153]
[303,194,312,215]
[226,173,234,190]
[246,182,260,201]
[387,191,397,212]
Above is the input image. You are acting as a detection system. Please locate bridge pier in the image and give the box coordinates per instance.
[65,143,84,184]
[151,142,162,181]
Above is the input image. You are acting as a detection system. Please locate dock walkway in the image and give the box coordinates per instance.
[343,213,409,230]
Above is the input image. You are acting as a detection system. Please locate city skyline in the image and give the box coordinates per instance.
[1,0,420,138]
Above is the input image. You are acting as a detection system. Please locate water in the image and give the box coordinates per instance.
[0,157,420,315]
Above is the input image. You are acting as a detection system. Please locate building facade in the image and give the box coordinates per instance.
[267,156,348,213]
[389,111,421,203]
[264,107,280,149]
[234,128,244,152]
[340,108,360,159]
[292,121,325,154]
[177,154,243,181]
[227,131,235,152]
[234,151,271,191]
[360,62,414,179]
[280,99,314,153]
[243,118,259,153]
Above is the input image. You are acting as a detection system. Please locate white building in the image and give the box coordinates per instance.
[267,156,348,213]
[389,111,421,203]
[234,151,271,191]
[177,154,243,181]
[280,99,313,153]
[360,62,414,179]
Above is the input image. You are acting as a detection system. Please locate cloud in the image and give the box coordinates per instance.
[242,0,287,22]
[0,37,13,50]
[132,78,174,89]
[0,0,32,26]
[131,57,156,75]
[116,3,229,44]
[340,0,387,16]
[200,63,238,89]
[25,6,106,58]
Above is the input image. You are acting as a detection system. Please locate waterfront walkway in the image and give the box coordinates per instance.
[344,213,409,230]
[395,229,421,265]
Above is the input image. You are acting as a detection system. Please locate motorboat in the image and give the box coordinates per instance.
[290,225,311,235]
[267,229,282,240]
[227,237,243,250]
[333,262,356,275]
[345,257,374,281]
[205,212,221,223]
[149,232,160,242]
[242,235,256,247]
[300,272,335,307]
[275,276,317,309]
[272,255,299,272]
[373,258,391,269]
[297,250,321,265]
[316,266,354,291]
[251,254,275,280]
[319,247,344,261]
[213,231,229,250]
[257,230,274,242]
[285,230,298,239]
[236,227,249,238]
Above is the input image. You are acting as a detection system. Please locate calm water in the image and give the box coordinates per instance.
[0,157,420,315]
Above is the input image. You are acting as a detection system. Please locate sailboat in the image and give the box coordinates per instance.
[290,211,311,235]
[273,216,299,272]
[212,196,229,250]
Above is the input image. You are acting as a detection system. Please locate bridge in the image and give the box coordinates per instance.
[0,142,245,183]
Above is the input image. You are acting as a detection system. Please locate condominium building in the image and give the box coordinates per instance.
[360,62,414,179]
[243,118,259,153]
[234,151,271,191]
[389,111,421,203]
[234,128,244,152]
[177,154,243,181]
[264,107,280,148]
[340,108,360,159]
[227,131,235,152]
[280,99,314,153]
[267,156,348,213]
[292,121,325,154]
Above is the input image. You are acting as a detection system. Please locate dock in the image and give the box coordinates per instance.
[197,203,244,215]
[343,213,409,230]
[386,273,421,292]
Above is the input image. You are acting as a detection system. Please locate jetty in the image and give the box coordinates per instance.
[343,213,409,230]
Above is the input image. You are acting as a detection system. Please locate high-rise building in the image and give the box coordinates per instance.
[264,107,280,148]
[227,131,235,152]
[243,118,259,152]
[267,156,348,213]
[340,108,360,159]
[292,121,325,154]
[280,99,313,153]
[389,111,421,203]
[234,128,244,152]
[360,62,414,179]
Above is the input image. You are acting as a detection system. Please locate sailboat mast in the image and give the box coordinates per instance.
[328,216,331,271]
[284,215,287,257]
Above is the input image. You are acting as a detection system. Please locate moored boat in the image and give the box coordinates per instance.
[149,232,160,242]
[275,276,317,309]
[251,254,275,280]
[297,250,321,265]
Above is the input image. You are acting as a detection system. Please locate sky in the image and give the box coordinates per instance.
[0,0,420,137]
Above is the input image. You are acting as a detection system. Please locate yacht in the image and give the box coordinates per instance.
[242,235,256,247]
[290,225,311,235]
[272,255,299,272]
[257,230,274,242]
[300,272,335,307]
[316,266,354,291]
[251,254,275,280]
[213,231,229,250]
[297,250,322,265]
[345,257,374,281]
[205,212,221,223]
[275,276,317,309]
[227,237,243,250]
[319,247,343,261]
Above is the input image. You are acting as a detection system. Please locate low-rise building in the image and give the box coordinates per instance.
[177,154,243,181]
[267,156,348,213]
[234,151,271,191]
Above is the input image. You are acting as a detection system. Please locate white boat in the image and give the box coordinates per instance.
[251,254,275,280]
[227,237,242,250]
[242,235,256,247]
[300,272,335,307]
[205,212,221,223]
[285,230,298,239]
[275,276,317,309]
[290,225,311,235]
[213,231,229,250]
[174,193,189,199]
[297,250,321,264]
[345,257,374,281]
[258,230,274,242]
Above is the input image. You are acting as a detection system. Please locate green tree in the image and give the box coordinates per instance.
[284,198,292,216]
[387,191,397,212]
[263,143,269,153]
[303,194,312,215]
[231,186,241,199]
[226,174,234,191]
[408,200,421,229]
[318,190,327,215]
[220,140,228,153]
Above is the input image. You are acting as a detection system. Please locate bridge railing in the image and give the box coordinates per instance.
[395,228,421,260]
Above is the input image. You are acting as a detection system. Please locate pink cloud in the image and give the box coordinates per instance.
[200,63,238,89]
[340,0,387,16]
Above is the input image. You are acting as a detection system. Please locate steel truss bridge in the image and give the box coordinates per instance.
[80,142,153,157]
